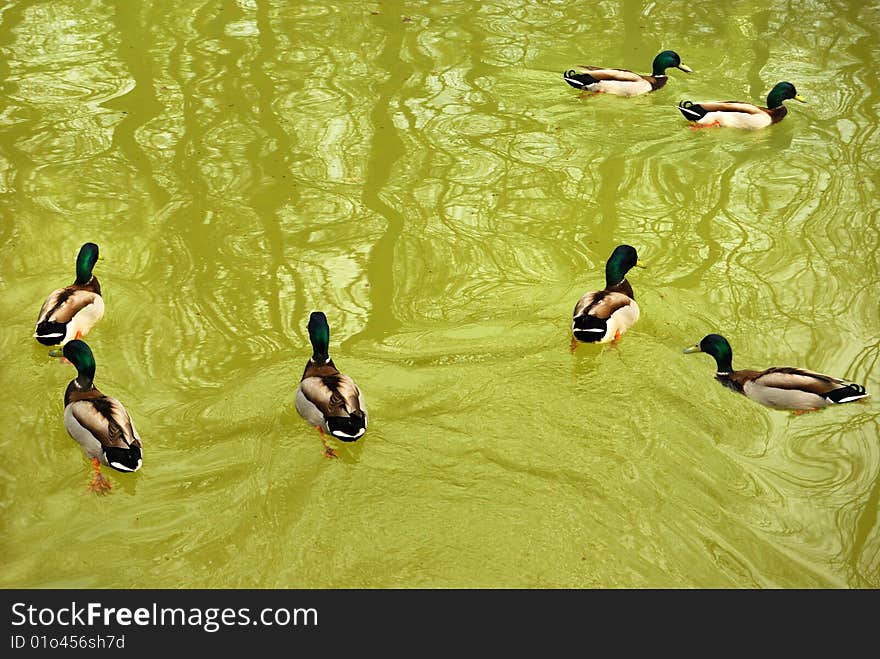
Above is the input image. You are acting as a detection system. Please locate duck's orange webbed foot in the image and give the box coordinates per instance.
[74,330,82,340]
[793,408,819,416]
[605,329,623,351]
[316,426,338,459]
[87,457,111,495]
[689,121,722,130]
[570,336,579,353]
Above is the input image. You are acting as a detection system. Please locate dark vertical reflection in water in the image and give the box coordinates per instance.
[594,155,622,249]
[352,10,409,346]
[107,0,171,209]
[0,0,35,251]
[747,9,770,100]
[248,0,288,340]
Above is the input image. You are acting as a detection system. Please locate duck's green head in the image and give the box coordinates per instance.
[683,334,734,373]
[75,242,99,285]
[63,339,96,384]
[307,311,331,362]
[652,50,692,76]
[767,82,806,109]
[605,244,645,287]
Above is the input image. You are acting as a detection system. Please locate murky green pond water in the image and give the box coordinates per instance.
[1,0,878,588]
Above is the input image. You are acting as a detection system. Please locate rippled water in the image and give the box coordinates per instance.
[1,0,878,588]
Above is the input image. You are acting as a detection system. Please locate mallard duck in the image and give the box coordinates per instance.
[295,311,368,458]
[684,334,869,412]
[35,242,104,346]
[563,50,692,96]
[572,244,645,346]
[678,81,805,129]
[62,340,143,493]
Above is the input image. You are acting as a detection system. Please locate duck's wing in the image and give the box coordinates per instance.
[67,391,140,449]
[574,290,635,319]
[576,66,645,82]
[692,101,765,115]
[36,287,101,325]
[299,373,365,417]
[754,367,850,394]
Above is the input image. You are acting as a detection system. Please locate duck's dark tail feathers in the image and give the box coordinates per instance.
[678,100,707,121]
[564,70,597,90]
[826,383,869,404]
[572,314,607,343]
[34,320,67,345]
[327,414,366,442]
[104,445,143,472]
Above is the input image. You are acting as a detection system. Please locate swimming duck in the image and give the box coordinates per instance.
[35,242,104,346]
[677,81,805,129]
[572,244,645,346]
[62,340,143,493]
[684,334,869,412]
[295,312,368,458]
[563,50,692,96]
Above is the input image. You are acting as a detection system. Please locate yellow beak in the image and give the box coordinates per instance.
[794,94,806,103]
[682,344,701,354]
[678,64,693,73]
[635,259,647,269]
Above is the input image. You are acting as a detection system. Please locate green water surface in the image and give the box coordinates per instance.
[1,0,878,588]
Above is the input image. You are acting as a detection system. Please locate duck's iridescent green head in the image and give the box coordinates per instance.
[766,81,806,109]
[605,244,645,287]
[307,311,331,362]
[63,339,96,384]
[683,334,734,373]
[652,50,692,76]
[75,242,99,285]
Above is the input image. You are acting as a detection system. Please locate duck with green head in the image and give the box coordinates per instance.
[572,244,646,347]
[684,334,869,412]
[295,312,368,458]
[564,50,692,96]
[62,340,143,493]
[678,81,806,129]
[35,242,104,347]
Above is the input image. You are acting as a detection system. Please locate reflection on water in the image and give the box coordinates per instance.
[0,0,877,588]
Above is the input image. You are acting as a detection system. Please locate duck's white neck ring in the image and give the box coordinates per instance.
[716,371,730,376]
